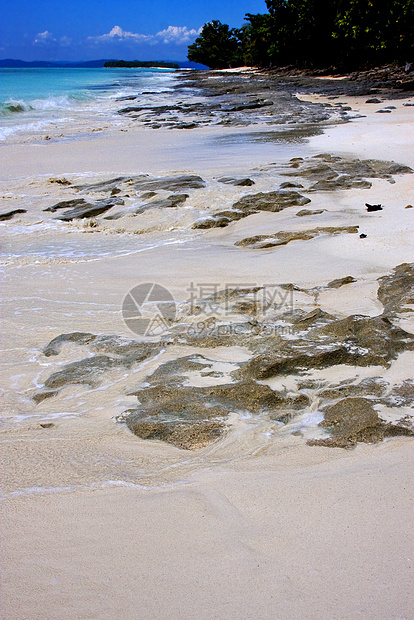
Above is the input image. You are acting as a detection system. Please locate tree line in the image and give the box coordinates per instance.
[188,0,413,70]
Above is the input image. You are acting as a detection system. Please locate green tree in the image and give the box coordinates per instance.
[333,0,414,66]
[264,0,413,68]
[243,13,275,66]
[187,20,244,69]
[264,0,341,66]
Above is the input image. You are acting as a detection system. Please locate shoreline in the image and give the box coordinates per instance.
[1,68,413,619]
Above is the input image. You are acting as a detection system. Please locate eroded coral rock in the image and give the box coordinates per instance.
[308,397,413,448]
[327,276,357,288]
[235,226,359,249]
[193,190,311,229]
[281,154,412,191]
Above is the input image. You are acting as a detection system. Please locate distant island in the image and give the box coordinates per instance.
[104,60,179,69]
[0,59,205,69]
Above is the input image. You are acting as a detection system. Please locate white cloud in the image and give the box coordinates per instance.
[88,25,149,43]
[153,26,202,45]
[34,31,56,45]
[88,25,201,46]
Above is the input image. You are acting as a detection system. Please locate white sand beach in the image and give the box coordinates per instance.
[1,74,413,619]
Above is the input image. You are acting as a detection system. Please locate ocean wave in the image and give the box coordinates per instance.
[0,94,89,117]
[0,99,34,116]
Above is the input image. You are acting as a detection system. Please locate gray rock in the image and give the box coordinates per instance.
[105,194,189,219]
[0,209,27,221]
[74,177,133,193]
[55,198,124,221]
[44,199,87,213]
[233,190,311,213]
[133,174,205,191]
[43,332,97,356]
[309,177,372,191]
[280,181,304,189]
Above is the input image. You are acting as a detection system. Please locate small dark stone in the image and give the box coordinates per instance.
[49,178,71,185]
[217,177,255,186]
[279,182,304,189]
[32,390,58,404]
[296,209,325,217]
[0,209,27,221]
[365,98,381,103]
[360,233,367,238]
[175,122,199,129]
[365,203,383,211]
[327,276,357,288]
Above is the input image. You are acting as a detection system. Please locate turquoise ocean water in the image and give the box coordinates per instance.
[0,67,177,140]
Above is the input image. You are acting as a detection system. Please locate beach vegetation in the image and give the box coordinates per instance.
[187,20,244,69]
[189,0,414,69]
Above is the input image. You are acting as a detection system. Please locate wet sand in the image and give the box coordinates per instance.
[1,73,413,619]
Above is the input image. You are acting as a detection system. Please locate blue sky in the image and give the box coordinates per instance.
[0,0,268,61]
